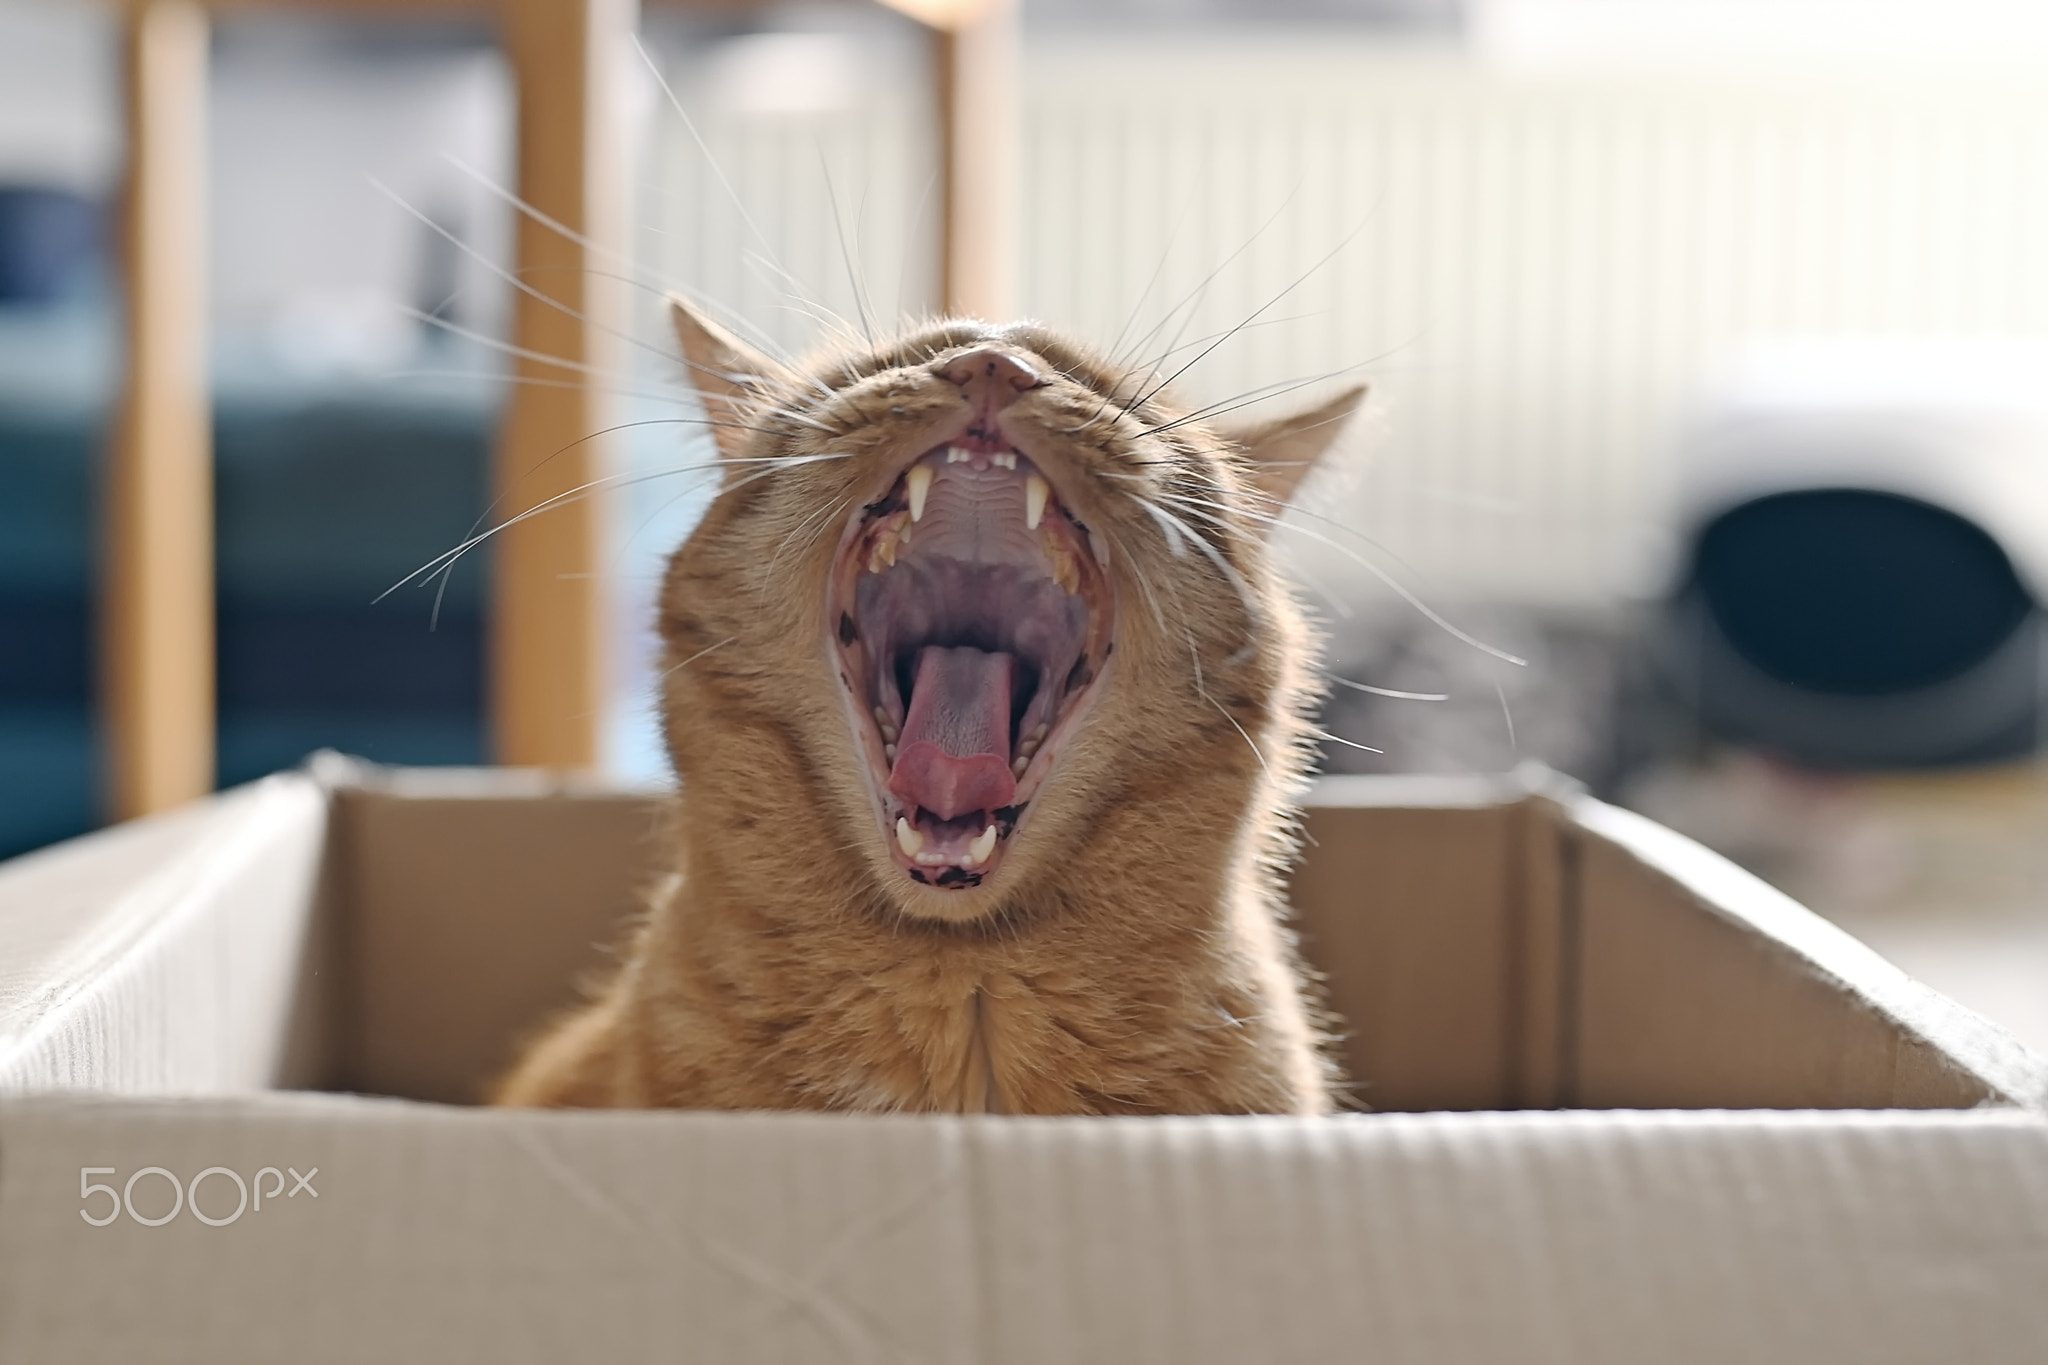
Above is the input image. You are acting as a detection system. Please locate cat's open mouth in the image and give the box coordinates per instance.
[827,443,1114,891]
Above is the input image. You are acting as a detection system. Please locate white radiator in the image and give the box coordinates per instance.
[634,36,2048,610]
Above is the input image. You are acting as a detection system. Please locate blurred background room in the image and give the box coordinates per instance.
[2,0,2045,1050]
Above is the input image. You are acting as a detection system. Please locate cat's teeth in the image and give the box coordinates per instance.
[946,447,971,464]
[993,452,1016,470]
[895,817,924,856]
[885,742,898,762]
[906,465,932,522]
[964,823,999,867]
[1043,534,1079,594]
[1011,756,1028,778]
[1025,474,1048,530]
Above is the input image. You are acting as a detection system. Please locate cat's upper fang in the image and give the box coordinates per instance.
[906,465,932,522]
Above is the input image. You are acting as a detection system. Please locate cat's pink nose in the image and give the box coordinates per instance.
[942,348,1041,412]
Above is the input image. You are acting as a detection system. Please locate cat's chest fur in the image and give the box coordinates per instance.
[623,860,1307,1116]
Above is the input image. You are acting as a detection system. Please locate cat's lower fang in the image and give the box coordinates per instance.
[896,816,925,856]
[964,824,998,867]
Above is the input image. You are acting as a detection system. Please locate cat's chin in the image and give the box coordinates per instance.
[825,439,1114,904]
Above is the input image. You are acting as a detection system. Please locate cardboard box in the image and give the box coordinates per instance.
[3,760,2045,1363]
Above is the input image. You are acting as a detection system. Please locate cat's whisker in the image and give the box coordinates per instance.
[1133,313,1326,381]
[896,168,939,324]
[819,155,876,349]
[765,491,855,589]
[401,304,644,384]
[1195,481,1449,617]
[1312,728,1383,754]
[1326,677,1449,702]
[386,450,855,601]
[442,153,696,312]
[1114,189,1301,384]
[383,367,744,414]
[436,169,809,407]
[371,178,691,377]
[1274,541,1360,623]
[609,448,855,571]
[1200,667,1270,775]
[766,404,843,438]
[1100,524,1172,636]
[1132,534,1274,780]
[1494,675,1518,756]
[385,175,823,411]
[1105,189,1201,368]
[631,33,850,340]
[1068,317,1331,439]
[1135,482,1525,668]
[752,268,869,357]
[658,636,737,682]
[384,465,711,602]
[1143,358,1381,438]
[1130,495,1268,638]
[1144,488,1362,620]
[799,480,867,555]
[1125,222,1365,418]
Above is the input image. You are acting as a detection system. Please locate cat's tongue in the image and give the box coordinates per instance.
[887,645,1018,821]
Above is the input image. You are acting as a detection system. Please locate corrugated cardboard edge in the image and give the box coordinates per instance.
[0,774,328,1094]
[3,1092,2046,1364]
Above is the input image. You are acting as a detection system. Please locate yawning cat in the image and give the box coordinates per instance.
[494,300,1363,1115]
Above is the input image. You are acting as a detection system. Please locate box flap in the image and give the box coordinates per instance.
[3,1093,2044,1364]
[1567,795,2048,1113]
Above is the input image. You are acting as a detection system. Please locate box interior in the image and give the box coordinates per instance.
[303,768,2015,1113]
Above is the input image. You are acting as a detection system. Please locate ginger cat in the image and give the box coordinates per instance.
[494,302,1363,1115]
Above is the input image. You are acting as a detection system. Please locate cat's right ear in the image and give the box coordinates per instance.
[669,295,783,461]
[1214,384,1366,508]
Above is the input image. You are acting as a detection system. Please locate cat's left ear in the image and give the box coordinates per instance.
[1213,385,1366,506]
[669,295,786,461]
